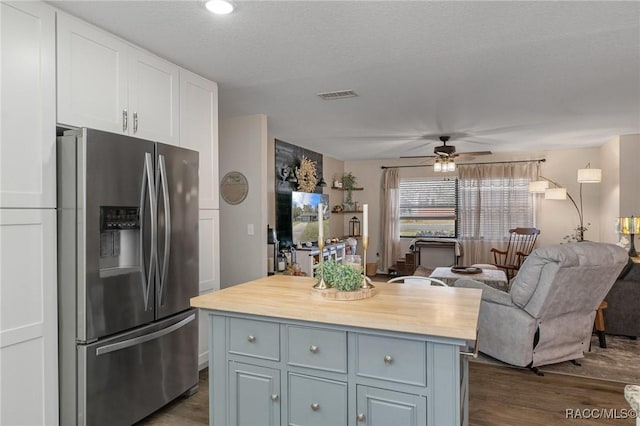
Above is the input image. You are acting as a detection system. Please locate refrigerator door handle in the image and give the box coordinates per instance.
[95,313,196,356]
[158,154,171,306]
[140,152,158,311]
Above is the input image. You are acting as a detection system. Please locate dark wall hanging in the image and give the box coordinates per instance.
[275,139,323,248]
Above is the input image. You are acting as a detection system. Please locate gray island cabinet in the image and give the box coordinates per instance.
[191,275,482,426]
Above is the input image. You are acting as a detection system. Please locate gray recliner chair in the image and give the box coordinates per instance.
[456,242,628,368]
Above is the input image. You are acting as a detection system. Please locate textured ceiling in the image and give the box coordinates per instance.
[49,1,640,160]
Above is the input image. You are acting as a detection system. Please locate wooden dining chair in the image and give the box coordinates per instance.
[491,227,540,280]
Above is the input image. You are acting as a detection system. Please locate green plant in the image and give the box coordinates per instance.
[562,223,590,243]
[314,259,362,291]
[342,172,358,203]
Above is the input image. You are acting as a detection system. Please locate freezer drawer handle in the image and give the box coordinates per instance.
[95,313,196,356]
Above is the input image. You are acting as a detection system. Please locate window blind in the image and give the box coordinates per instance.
[399,178,457,238]
[457,177,533,239]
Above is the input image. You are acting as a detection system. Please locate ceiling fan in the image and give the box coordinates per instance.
[401,136,492,159]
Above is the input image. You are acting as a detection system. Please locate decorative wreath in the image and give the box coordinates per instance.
[295,156,318,192]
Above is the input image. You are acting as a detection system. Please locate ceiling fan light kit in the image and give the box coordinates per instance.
[434,157,456,173]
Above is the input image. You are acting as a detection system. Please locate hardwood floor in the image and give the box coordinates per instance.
[469,363,634,425]
[137,364,634,425]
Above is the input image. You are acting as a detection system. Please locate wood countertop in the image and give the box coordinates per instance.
[191,275,482,341]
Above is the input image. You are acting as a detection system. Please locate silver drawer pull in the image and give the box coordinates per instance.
[247,335,256,343]
[271,394,279,401]
[357,413,365,421]
[311,403,320,411]
[309,345,319,353]
[383,355,393,364]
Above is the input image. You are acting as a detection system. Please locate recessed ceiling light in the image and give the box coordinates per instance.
[205,0,235,15]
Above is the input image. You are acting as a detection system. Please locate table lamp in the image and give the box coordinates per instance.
[618,216,640,257]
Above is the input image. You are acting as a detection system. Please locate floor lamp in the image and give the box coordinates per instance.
[529,163,601,242]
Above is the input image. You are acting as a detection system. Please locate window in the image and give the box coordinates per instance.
[457,176,534,239]
[399,178,458,238]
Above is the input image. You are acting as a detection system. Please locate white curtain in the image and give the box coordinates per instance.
[457,162,539,265]
[379,168,400,272]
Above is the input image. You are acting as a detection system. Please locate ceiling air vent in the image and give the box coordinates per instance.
[317,90,358,100]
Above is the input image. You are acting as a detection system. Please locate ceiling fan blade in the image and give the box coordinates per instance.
[400,154,437,159]
[454,151,493,157]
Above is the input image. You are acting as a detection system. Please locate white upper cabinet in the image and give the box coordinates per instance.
[56,12,179,145]
[0,1,56,208]
[128,46,179,144]
[179,69,219,209]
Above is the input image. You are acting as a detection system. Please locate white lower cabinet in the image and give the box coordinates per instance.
[197,209,220,368]
[199,209,220,293]
[0,209,57,425]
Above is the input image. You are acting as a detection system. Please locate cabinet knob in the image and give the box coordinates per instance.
[383,355,393,364]
[247,335,256,343]
[310,403,320,411]
[271,394,279,401]
[356,413,365,421]
[309,345,319,353]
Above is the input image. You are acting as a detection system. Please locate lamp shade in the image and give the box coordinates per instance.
[544,187,567,200]
[447,161,456,172]
[619,216,640,234]
[433,159,442,172]
[528,180,549,193]
[577,168,602,183]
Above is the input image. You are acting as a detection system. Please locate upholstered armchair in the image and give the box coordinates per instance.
[456,242,628,369]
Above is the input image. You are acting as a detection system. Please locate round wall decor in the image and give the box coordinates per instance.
[220,171,249,205]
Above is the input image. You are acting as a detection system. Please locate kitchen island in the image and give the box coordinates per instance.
[191,275,482,426]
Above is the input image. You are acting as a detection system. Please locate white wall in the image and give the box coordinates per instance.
[219,114,268,288]
[600,137,621,244]
[535,148,602,247]
[321,155,345,239]
[620,134,640,216]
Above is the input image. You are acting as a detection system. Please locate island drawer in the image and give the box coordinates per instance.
[354,333,426,386]
[289,373,347,426]
[287,325,347,372]
[229,317,280,361]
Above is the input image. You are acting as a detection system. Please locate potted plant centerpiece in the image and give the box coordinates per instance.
[313,258,374,300]
[315,258,362,291]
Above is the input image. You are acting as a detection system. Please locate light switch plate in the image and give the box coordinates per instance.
[248,224,254,235]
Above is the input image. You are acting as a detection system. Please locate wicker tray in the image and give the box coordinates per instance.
[312,286,375,301]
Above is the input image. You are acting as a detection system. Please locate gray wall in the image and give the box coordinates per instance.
[219,114,268,288]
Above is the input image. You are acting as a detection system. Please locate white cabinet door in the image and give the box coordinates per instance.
[129,47,180,145]
[197,209,220,368]
[1,1,56,208]
[199,209,220,293]
[57,12,179,144]
[56,11,129,134]
[179,69,219,208]
[0,209,57,426]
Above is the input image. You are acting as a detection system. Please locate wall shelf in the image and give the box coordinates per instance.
[332,210,363,214]
[331,186,363,191]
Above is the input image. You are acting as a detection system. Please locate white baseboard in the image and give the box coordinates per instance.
[198,351,209,370]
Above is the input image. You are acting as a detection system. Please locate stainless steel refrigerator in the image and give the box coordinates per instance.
[57,128,199,426]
